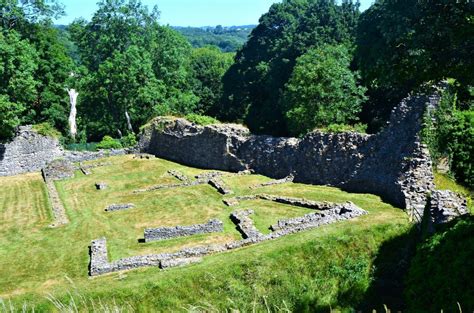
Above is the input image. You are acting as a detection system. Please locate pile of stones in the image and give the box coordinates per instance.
[430,190,469,224]
[230,210,263,239]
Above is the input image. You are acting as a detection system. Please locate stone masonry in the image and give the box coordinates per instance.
[90,201,367,276]
[144,219,224,242]
[138,90,467,223]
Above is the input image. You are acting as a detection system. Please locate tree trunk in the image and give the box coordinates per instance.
[67,89,79,139]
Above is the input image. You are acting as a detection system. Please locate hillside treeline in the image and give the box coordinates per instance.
[0,0,472,187]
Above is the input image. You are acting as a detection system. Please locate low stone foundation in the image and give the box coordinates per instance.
[90,201,367,276]
[105,204,135,212]
[208,177,233,195]
[144,219,224,242]
[167,169,190,182]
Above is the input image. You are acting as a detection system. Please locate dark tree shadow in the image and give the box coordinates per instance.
[358,225,420,312]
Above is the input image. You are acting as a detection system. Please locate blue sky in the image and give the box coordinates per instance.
[55,0,374,26]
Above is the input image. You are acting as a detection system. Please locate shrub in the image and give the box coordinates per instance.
[185,113,220,126]
[32,122,62,139]
[120,133,137,147]
[449,111,473,188]
[96,136,123,150]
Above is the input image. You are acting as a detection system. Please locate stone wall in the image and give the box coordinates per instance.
[0,126,129,177]
[139,92,440,221]
[0,126,64,176]
[144,219,224,242]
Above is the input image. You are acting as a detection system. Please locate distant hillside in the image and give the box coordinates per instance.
[173,25,255,52]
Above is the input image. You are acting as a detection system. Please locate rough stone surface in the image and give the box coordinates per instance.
[0,126,63,176]
[430,190,469,224]
[167,169,189,182]
[95,182,108,190]
[144,219,224,242]
[208,177,233,195]
[90,201,367,276]
[133,153,155,159]
[139,92,445,221]
[230,210,263,239]
[105,203,135,212]
[64,149,128,163]
[270,202,367,231]
[42,159,75,181]
[224,194,345,211]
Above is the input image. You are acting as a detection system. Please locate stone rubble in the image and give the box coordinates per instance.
[138,90,466,222]
[430,190,469,224]
[133,153,155,159]
[167,169,190,182]
[95,182,108,190]
[144,219,224,242]
[208,177,233,195]
[105,203,135,212]
[230,210,264,239]
[90,202,367,276]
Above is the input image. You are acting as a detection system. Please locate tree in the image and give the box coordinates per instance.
[0,95,24,140]
[190,46,234,115]
[69,0,160,71]
[355,0,474,131]
[220,0,360,135]
[0,30,38,120]
[80,45,163,140]
[283,45,366,136]
[149,26,197,114]
[0,0,65,30]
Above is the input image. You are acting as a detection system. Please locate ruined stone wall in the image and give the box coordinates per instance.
[0,126,129,177]
[0,126,64,176]
[139,92,439,221]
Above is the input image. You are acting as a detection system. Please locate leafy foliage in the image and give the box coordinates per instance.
[220,0,360,135]
[355,0,474,131]
[175,25,254,52]
[96,135,122,150]
[283,45,366,136]
[190,46,234,115]
[32,122,61,138]
[0,95,24,140]
[184,113,220,126]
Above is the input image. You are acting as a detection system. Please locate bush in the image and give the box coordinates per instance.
[96,136,123,150]
[120,133,137,147]
[185,113,220,126]
[32,122,62,139]
[450,111,473,189]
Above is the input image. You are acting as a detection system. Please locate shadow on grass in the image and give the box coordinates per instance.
[358,225,419,312]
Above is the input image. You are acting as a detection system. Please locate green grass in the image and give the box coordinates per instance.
[0,155,410,311]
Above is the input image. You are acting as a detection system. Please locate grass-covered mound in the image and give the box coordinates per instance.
[405,217,474,312]
[0,155,411,311]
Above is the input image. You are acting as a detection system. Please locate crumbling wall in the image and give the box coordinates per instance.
[139,92,439,221]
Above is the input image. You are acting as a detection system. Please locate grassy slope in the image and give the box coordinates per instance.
[0,155,409,311]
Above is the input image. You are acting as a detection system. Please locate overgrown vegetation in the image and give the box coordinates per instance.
[32,122,62,138]
[184,113,220,126]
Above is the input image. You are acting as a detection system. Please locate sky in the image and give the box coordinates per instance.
[55,0,374,26]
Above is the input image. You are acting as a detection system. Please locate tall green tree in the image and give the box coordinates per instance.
[80,45,163,140]
[355,0,474,131]
[284,44,366,136]
[220,0,360,135]
[190,46,234,115]
[0,95,24,140]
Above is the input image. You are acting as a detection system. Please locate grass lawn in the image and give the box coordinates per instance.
[0,155,411,311]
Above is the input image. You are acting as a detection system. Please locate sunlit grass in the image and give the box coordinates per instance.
[0,155,409,311]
